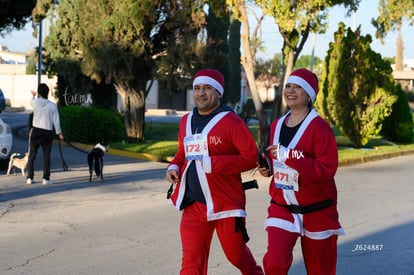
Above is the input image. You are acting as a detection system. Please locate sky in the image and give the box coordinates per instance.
[1,0,413,61]
[256,0,414,60]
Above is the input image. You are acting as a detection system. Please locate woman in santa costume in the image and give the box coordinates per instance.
[258,68,345,275]
[166,69,264,275]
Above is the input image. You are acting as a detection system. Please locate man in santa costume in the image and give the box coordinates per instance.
[258,68,345,275]
[166,69,264,275]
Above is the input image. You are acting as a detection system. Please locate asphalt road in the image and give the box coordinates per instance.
[1,111,414,274]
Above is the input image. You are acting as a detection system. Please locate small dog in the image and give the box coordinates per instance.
[87,141,109,182]
[7,153,29,176]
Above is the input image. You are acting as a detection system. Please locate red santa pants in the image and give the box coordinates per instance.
[180,201,263,275]
[263,227,337,275]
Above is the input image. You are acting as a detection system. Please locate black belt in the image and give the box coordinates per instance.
[271,199,333,214]
[235,217,250,243]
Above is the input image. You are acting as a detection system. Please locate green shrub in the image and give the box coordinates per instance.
[144,123,179,141]
[238,98,256,123]
[381,84,414,143]
[405,90,414,103]
[59,105,126,143]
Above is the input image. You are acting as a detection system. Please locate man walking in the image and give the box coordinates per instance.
[166,69,263,274]
[26,83,64,185]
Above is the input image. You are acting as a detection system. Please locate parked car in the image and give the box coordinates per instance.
[0,88,13,170]
[0,88,5,112]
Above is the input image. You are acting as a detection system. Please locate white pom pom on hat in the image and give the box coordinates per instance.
[286,68,319,103]
[193,69,224,96]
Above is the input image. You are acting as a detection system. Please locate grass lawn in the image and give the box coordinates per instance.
[110,122,414,164]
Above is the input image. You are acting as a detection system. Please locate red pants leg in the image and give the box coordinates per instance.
[301,235,338,275]
[263,227,299,275]
[215,218,264,275]
[180,202,214,275]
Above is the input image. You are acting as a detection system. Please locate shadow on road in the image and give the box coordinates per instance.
[289,221,414,274]
[0,166,167,203]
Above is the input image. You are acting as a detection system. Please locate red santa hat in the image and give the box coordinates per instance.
[286,68,319,103]
[193,69,224,96]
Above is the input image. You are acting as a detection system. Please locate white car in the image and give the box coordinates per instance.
[0,117,12,158]
[0,89,13,169]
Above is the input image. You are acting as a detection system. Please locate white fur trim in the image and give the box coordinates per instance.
[287,75,316,103]
[208,209,246,221]
[193,76,224,95]
[265,217,302,233]
[304,228,346,240]
[167,164,180,173]
[265,218,345,239]
[202,156,211,173]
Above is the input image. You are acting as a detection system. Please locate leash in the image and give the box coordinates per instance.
[63,139,89,154]
[58,139,69,171]
[58,139,90,171]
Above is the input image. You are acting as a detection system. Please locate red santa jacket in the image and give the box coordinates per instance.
[265,109,345,239]
[167,110,258,221]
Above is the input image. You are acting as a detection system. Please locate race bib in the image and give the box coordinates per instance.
[184,134,209,160]
[273,160,299,191]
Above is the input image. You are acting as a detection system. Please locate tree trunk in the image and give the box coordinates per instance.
[281,49,295,113]
[395,22,404,71]
[115,83,146,142]
[238,0,269,151]
[271,48,295,123]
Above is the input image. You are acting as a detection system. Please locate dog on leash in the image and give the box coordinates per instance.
[87,141,109,182]
[7,153,29,176]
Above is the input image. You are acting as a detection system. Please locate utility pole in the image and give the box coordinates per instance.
[37,19,43,87]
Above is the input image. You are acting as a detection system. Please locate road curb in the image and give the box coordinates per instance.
[16,126,414,167]
[338,148,414,167]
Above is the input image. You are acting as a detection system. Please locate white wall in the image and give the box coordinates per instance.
[0,48,28,64]
[0,74,194,112]
[186,89,195,111]
[146,80,159,109]
[0,64,26,74]
[0,74,58,109]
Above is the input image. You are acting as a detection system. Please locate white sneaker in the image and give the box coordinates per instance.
[42,179,54,185]
[26,178,32,185]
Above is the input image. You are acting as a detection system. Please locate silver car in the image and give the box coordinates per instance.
[0,88,13,169]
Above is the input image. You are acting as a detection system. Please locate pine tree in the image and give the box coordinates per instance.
[44,0,197,142]
[315,23,397,148]
[227,16,241,106]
